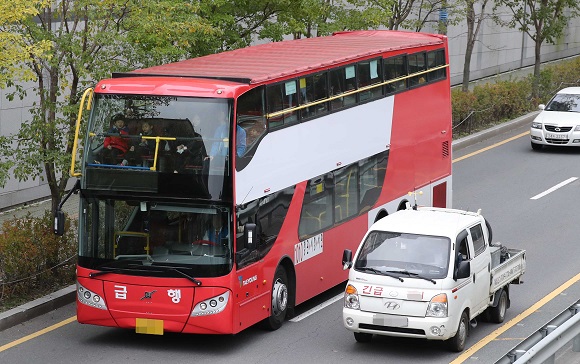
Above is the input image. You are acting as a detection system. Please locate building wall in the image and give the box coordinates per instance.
[443,5,580,85]
[0,82,54,210]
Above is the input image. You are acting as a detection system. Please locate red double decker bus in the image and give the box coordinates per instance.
[58,30,452,335]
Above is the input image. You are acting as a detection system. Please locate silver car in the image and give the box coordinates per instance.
[530,87,580,150]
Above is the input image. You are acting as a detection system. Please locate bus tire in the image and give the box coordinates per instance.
[263,265,289,330]
[447,310,468,352]
[489,289,508,323]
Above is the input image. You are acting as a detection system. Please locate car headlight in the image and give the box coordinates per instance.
[426,293,447,318]
[575,125,580,131]
[344,284,360,310]
[531,122,542,129]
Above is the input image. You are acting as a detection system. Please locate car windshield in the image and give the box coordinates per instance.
[545,93,580,112]
[354,230,450,279]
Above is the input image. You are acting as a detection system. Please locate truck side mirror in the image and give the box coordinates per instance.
[342,249,353,270]
[454,259,470,280]
[54,210,65,236]
[243,223,258,251]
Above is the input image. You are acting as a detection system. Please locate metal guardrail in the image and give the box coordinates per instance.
[496,299,580,363]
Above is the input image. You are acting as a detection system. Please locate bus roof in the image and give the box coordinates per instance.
[120,30,445,85]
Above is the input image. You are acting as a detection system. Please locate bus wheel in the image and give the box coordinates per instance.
[264,265,288,330]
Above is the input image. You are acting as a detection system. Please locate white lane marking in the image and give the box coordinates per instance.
[289,293,343,322]
[530,177,578,200]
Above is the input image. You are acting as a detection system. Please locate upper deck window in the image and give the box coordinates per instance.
[408,52,427,87]
[299,72,328,119]
[357,58,383,101]
[267,81,298,129]
[84,95,234,201]
[329,65,357,110]
[384,55,408,94]
[427,49,446,81]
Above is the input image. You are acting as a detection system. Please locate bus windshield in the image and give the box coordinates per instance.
[84,95,234,200]
[78,197,234,278]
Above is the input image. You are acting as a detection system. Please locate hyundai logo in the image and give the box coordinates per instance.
[555,127,561,131]
[384,301,400,310]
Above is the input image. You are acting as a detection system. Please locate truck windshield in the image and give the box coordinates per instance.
[78,196,234,278]
[354,231,450,280]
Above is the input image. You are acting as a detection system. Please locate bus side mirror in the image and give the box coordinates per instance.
[342,249,353,270]
[54,210,65,236]
[243,223,258,251]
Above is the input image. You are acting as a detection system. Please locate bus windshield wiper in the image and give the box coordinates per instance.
[387,270,436,284]
[152,265,202,286]
[358,267,404,282]
[89,263,143,278]
[90,261,201,285]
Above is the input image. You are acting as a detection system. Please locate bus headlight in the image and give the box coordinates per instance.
[77,282,107,310]
[191,291,230,317]
[344,284,360,310]
[426,293,447,318]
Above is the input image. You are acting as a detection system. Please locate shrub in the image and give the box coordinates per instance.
[0,211,77,306]
[452,56,580,139]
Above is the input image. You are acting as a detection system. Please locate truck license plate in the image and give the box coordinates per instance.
[372,314,408,327]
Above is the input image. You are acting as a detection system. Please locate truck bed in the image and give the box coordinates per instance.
[490,248,526,293]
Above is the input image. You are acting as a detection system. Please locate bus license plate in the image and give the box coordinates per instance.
[546,133,567,139]
[136,318,164,335]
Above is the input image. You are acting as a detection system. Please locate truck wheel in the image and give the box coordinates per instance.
[489,289,508,323]
[262,265,289,330]
[354,332,373,343]
[447,311,468,352]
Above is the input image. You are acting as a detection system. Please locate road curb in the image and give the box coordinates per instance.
[452,111,539,152]
[0,285,76,332]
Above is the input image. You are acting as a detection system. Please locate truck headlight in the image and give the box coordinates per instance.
[344,284,360,310]
[426,293,447,318]
[531,122,542,129]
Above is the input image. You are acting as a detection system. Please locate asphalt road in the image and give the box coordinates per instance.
[3,111,580,363]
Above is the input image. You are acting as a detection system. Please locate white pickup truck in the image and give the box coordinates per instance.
[341,206,525,351]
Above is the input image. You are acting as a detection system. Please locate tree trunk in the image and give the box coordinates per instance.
[462,4,476,92]
[532,37,542,99]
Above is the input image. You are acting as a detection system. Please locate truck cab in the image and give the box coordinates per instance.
[341,206,524,352]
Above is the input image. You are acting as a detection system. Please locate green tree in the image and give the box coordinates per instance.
[493,0,580,97]
[0,0,216,213]
[0,1,52,88]
[454,0,492,92]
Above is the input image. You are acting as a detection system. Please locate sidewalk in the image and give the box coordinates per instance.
[0,112,536,332]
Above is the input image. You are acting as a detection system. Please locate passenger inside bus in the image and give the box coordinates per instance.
[173,115,207,173]
[99,114,139,165]
[204,213,229,244]
[206,109,246,159]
